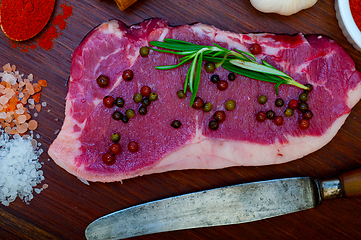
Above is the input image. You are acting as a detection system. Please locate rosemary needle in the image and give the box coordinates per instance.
[150,38,309,106]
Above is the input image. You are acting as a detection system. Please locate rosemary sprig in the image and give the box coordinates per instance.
[149,39,309,106]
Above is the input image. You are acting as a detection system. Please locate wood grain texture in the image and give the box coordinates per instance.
[1,0,361,239]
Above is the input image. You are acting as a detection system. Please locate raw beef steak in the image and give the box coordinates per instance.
[48,19,361,182]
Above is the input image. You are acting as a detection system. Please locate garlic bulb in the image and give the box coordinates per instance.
[250,0,318,16]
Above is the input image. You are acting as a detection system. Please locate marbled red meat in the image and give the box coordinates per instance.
[48,19,361,182]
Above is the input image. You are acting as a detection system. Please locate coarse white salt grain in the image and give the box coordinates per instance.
[15,109,25,115]
[0,96,9,105]
[0,132,45,206]
[17,115,27,124]
[2,73,17,85]
[28,99,35,105]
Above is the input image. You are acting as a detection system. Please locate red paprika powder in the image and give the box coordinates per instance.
[350,0,361,31]
[9,3,73,52]
[0,0,55,41]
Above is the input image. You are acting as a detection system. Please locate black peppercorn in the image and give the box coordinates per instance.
[275,98,284,107]
[298,102,309,112]
[266,110,275,120]
[228,72,236,81]
[138,106,147,115]
[115,97,125,107]
[141,98,151,107]
[171,120,182,129]
[121,115,129,123]
[210,74,220,84]
[209,120,219,130]
[112,111,123,120]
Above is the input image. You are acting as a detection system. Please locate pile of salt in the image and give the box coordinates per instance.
[0,132,45,206]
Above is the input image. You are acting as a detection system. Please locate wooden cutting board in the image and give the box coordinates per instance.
[1,0,361,239]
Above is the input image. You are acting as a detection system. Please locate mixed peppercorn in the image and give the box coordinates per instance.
[175,68,238,130]
[95,43,315,165]
[96,66,160,165]
[255,85,313,130]
[99,46,154,164]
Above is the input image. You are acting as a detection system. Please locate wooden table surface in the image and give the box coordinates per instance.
[1,0,361,239]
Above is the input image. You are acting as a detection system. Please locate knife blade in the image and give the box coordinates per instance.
[85,168,361,240]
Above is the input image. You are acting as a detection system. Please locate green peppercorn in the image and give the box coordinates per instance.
[225,100,236,111]
[171,120,182,129]
[115,97,125,107]
[284,108,294,117]
[139,46,150,57]
[257,95,267,104]
[149,92,158,101]
[110,133,120,143]
[275,98,284,107]
[125,109,135,118]
[133,93,143,103]
[299,92,309,102]
[112,111,123,120]
[204,62,216,73]
[228,73,236,81]
[203,102,212,112]
[141,98,151,107]
[177,90,186,99]
[209,120,219,130]
[138,106,147,115]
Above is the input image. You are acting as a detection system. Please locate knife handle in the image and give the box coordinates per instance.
[340,168,361,198]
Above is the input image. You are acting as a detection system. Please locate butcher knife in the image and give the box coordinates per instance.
[85,168,361,240]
